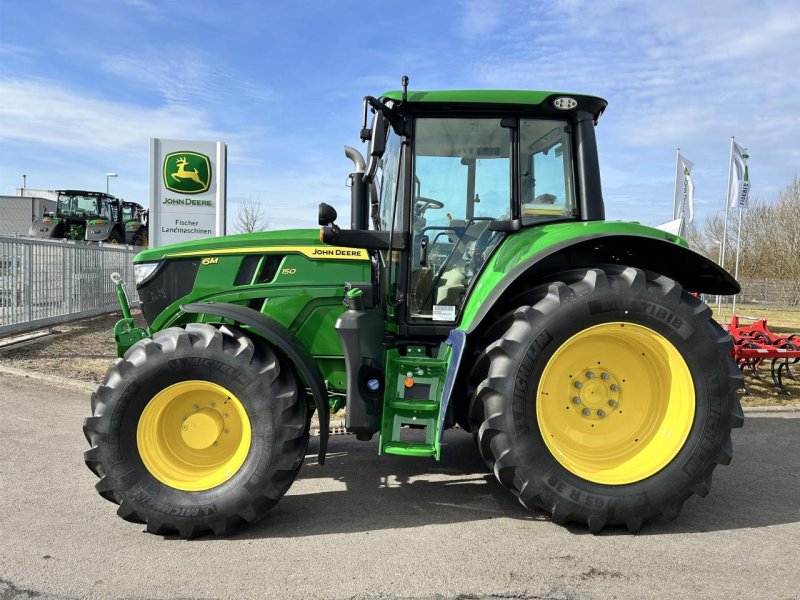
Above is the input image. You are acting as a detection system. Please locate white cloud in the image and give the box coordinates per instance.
[0,78,222,153]
[101,51,272,106]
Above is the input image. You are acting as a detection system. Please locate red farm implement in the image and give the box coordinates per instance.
[726,315,800,395]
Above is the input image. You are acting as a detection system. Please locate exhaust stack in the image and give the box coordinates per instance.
[344,146,369,230]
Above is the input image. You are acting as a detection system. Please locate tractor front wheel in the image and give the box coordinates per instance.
[83,323,309,538]
[470,266,743,532]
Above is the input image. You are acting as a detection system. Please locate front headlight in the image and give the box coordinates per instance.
[134,262,160,286]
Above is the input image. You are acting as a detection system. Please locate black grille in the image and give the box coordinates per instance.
[138,259,200,325]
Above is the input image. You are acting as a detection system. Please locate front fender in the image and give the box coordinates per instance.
[459,221,738,334]
[29,217,62,238]
[85,221,114,242]
[181,301,330,464]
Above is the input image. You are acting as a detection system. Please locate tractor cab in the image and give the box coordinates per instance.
[321,89,606,334]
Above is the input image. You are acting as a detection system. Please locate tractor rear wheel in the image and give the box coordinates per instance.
[469,266,743,532]
[83,323,309,538]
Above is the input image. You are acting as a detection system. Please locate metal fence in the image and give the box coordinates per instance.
[727,278,800,310]
[0,235,140,336]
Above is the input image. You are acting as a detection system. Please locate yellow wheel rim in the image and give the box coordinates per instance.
[536,322,695,485]
[137,381,252,491]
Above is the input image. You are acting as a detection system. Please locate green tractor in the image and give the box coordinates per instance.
[84,85,743,538]
[30,190,123,242]
[122,201,149,246]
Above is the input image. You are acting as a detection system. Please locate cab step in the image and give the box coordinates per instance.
[379,346,448,459]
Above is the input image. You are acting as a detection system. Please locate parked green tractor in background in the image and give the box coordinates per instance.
[30,190,122,242]
[122,201,148,246]
[85,83,743,538]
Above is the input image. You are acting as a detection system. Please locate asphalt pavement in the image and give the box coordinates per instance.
[0,372,798,600]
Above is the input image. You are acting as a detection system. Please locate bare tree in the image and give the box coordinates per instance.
[689,177,800,305]
[233,198,269,233]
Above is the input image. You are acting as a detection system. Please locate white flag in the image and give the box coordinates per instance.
[729,142,751,208]
[673,152,695,225]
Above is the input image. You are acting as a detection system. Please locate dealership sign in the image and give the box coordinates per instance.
[149,139,227,247]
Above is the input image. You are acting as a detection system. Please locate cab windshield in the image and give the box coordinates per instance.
[57,194,101,219]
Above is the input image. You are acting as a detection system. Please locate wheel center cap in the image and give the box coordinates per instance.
[181,408,224,450]
[581,380,609,408]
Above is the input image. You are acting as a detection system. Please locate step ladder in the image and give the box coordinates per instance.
[379,346,448,459]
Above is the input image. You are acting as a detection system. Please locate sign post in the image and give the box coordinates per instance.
[149,138,227,247]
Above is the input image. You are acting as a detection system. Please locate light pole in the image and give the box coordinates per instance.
[106,172,118,194]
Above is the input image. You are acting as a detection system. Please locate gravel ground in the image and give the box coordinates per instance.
[0,311,140,382]
[0,310,798,406]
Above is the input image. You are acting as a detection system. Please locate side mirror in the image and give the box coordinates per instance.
[368,111,386,159]
[363,111,386,184]
[318,202,338,226]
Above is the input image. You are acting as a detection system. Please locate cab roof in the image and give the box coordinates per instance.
[381,90,607,121]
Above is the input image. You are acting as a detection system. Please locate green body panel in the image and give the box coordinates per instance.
[133,228,337,262]
[382,89,589,105]
[127,229,371,391]
[458,221,686,332]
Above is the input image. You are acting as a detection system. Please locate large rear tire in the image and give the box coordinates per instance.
[83,323,309,538]
[469,266,743,532]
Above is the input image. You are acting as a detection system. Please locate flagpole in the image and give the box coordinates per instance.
[732,205,744,314]
[674,148,685,237]
[717,137,735,313]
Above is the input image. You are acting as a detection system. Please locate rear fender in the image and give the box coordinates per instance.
[181,301,330,464]
[460,228,739,335]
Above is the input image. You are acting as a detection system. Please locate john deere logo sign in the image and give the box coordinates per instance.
[163,151,211,194]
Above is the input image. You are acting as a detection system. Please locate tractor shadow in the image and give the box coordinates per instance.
[227,415,800,539]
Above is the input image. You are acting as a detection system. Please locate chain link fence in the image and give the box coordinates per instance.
[0,235,140,336]
[727,278,800,310]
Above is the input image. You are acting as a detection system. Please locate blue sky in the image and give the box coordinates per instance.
[0,0,797,231]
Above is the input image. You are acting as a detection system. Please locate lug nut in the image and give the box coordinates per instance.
[193,403,200,409]
[609,400,618,408]
[610,384,619,392]
[210,402,216,408]
[582,408,591,416]
[586,372,595,379]
[597,409,606,418]
[601,373,610,380]
[574,381,583,389]
[572,396,581,404]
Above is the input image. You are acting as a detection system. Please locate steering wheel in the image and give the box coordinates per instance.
[414,196,444,214]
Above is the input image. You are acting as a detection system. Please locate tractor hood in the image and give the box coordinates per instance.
[133,229,364,263]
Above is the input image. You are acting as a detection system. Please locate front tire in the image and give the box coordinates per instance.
[469,266,743,532]
[83,323,309,538]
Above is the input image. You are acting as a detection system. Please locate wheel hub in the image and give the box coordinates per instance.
[181,408,225,450]
[573,368,620,416]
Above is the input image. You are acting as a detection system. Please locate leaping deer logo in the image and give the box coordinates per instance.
[172,156,207,187]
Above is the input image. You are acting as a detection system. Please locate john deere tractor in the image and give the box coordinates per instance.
[30,190,123,242]
[122,201,148,246]
[84,84,743,538]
